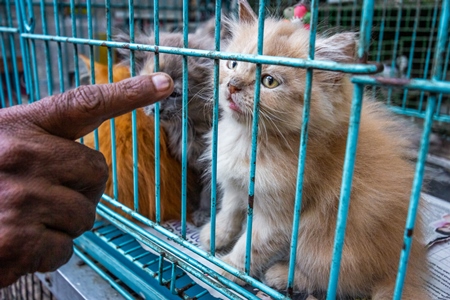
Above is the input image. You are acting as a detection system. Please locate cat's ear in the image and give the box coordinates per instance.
[315,32,357,63]
[238,0,257,24]
[314,32,357,83]
[114,29,153,74]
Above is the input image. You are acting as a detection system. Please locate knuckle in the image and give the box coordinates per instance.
[0,178,30,211]
[89,149,109,184]
[78,145,109,185]
[115,79,141,102]
[0,139,35,172]
[69,85,106,116]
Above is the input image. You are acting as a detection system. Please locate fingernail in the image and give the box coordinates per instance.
[151,74,171,92]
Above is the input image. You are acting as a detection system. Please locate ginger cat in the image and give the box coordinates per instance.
[81,55,194,222]
[199,1,429,299]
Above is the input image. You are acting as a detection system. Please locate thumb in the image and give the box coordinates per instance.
[21,73,173,140]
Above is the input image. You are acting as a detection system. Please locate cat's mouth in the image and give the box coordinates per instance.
[226,93,242,113]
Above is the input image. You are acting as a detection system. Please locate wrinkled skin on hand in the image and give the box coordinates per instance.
[0,74,173,287]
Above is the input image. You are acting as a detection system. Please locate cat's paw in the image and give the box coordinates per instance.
[199,222,213,249]
[199,222,237,251]
[191,209,210,227]
[263,262,289,290]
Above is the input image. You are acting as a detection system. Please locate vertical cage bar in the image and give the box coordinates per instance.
[0,32,14,106]
[129,0,139,213]
[94,0,100,51]
[357,0,374,61]
[327,0,375,298]
[105,0,118,201]
[153,0,161,224]
[158,254,164,285]
[28,38,40,100]
[372,0,387,99]
[70,0,80,88]
[351,0,357,30]
[181,0,189,238]
[16,0,34,102]
[4,0,22,103]
[61,10,71,90]
[418,0,439,110]
[0,66,5,108]
[327,83,365,300]
[286,0,318,296]
[23,2,37,98]
[387,0,403,106]
[244,0,267,275]
[39,0,54,95]
[170,263,176,293]
[402,0,421,109]
[209,0,223,256]
[0,10,12,107]
[394,0,449,298]
[436,40,450,115]
[86,0,100,150]
[336,0,342,27]
[24,0,34,31]
[52,0,65,93]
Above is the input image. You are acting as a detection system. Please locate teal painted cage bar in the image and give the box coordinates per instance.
[1,0,449,299]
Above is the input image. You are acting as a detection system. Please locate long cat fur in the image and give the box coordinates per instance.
[116,20,231,225]
[199,1,429,299]
[80,56,196,222]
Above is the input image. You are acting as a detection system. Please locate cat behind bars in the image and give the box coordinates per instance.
[117,20,231,225]
[80,56,194,222]
[199,1,429,299]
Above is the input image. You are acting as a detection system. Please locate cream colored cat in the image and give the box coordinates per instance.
[199,1,429,299]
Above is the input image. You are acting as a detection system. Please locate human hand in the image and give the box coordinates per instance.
[0,73,173,287]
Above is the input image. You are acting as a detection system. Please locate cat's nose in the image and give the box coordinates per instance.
[228,83,241,94]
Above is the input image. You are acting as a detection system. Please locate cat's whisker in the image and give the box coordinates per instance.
[261,112,296,154]
[189,81,213,91]
[258,107,300,130]
[189,86,214,104]
[260,110,284,146]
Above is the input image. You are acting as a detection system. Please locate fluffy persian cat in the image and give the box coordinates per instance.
[199,1,429,299]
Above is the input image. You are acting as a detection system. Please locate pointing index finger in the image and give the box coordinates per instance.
[23,73,173,140]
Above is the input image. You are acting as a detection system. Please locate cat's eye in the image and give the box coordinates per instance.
[227,60,238,70]
[261,75,280,89]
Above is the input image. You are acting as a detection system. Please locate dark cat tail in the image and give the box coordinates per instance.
[113,28,154,74]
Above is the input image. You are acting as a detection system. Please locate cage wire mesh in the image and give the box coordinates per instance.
[0,0,450,299]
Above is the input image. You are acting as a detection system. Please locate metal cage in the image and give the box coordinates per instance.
[1,0,449,299]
